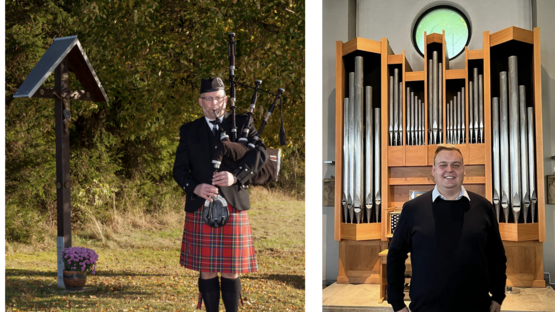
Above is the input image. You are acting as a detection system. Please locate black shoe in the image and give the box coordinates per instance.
[198,277,220,312]
[220,276,241,312]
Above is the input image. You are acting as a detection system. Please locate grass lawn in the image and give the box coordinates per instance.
[5,187,305,311]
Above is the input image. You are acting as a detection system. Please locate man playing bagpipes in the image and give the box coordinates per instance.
[173,76,268,312]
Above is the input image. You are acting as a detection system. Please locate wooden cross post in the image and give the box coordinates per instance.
[13,36,109,289]
[55,58,72,249]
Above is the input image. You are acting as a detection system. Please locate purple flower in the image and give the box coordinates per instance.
[61,247,99,274]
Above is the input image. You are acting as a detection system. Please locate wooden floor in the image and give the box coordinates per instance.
[322,283,555,312]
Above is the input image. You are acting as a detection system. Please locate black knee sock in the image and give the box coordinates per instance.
[198,277,220,312]
[220,276,241,312]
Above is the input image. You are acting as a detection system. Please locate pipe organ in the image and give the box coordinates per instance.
[334,26,546,289]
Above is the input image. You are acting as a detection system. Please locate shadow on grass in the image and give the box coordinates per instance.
[6,269,169,306]
[245,274,304,290]
[6,272,155,304]
[6,268,168,277]
[6,269,58,277]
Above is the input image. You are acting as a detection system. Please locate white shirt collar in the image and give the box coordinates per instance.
[205,116,224,130]
[432,185,470,202]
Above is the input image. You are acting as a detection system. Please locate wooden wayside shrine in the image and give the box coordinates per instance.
[14,35,109,288]
[334,26,546,299]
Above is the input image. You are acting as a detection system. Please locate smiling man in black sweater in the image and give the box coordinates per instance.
[387,144,507,312]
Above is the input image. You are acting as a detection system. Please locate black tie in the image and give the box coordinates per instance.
[209,120,218,137]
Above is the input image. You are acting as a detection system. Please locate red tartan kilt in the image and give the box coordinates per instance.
[180,203,257,273]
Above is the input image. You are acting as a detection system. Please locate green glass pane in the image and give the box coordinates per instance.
[414,8,469,59]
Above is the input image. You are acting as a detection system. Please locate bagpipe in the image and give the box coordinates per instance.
[213,33,286,185]
[202,33,286,228]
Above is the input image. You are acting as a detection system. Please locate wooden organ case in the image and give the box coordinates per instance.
[334,26,547,290]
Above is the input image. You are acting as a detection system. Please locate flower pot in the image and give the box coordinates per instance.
[63,270,87,290]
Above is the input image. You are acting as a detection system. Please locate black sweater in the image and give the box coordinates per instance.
[387,191,507,312]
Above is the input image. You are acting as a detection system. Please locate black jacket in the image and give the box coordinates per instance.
[387,191,507,312]
[173,113,268,212]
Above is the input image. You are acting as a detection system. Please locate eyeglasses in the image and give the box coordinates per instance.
[201,96,226,103]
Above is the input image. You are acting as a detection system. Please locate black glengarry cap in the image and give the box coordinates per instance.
[200,76,225,94]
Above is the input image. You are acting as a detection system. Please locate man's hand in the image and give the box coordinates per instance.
[212,171,236,187]
[194,183,219,202]
[490,300,501,312]
[396,307,409,312]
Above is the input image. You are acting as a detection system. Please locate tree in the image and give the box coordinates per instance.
[5,0,305,242]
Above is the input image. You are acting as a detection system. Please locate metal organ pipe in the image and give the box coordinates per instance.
[527,107,537,223]
[499,71,510,222]
[343,97,350,223]
[492,97,501,222]
[348,72,355,223]
[365,86,374,223]
[508,56,521,223]
[354,56,363,223]
[519,85,530,222]
[374,107,381,222]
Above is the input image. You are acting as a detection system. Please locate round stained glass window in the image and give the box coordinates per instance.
[412,5,471,59]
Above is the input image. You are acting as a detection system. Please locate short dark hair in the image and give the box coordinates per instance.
[434,144,464,165]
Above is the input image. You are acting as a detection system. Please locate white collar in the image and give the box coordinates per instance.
[205,116,224,130]
[432,185,470,202]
